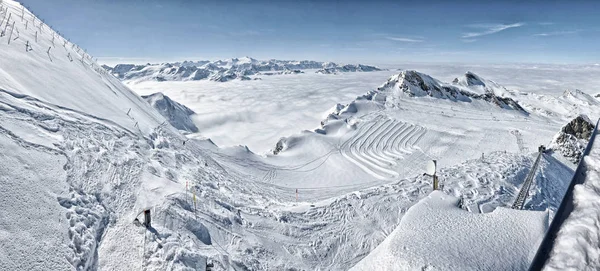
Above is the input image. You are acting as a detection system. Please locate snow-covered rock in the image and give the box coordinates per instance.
[315,64,382,74]
[142,92,199,133]
[358,70,527,112]
[549,115,595,163]
[452,71,514,97]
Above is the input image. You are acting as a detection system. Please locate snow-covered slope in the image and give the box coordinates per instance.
[142,92,198,133]
[105,58,382,83]
[2,1,598,270]
[452,71,515,97]
[0,1,214,270]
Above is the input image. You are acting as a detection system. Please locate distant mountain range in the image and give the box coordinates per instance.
[102,57,383,83]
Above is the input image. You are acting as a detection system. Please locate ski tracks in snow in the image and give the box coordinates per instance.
[340,115,428,180]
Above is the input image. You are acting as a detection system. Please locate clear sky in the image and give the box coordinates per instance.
[18,0,600,65]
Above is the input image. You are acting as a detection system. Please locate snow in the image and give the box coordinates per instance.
[543,127,600,270]
[129,71,397,153]
[0,0,600,270]
[106,58,382,83]
[351,191,548,271]
[142,92,198,133]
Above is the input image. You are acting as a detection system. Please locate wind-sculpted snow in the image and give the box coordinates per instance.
[105,57,382,83]
[351,191,548,271]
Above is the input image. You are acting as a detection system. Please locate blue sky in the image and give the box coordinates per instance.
[19,0,600,65]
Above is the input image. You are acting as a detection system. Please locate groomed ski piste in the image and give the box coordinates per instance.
[1,1,600,270]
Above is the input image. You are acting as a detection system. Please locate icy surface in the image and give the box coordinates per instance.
[351,191,548,271]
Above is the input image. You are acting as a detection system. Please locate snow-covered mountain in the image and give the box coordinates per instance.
[104,58,382,83]
[142,92,199,133]
[452,71,515,97]
[318,70,527,127]
[549,114,595,163]
[3,0,600,270]
[315,64,382,74]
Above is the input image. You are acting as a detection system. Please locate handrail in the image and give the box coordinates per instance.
[512,151,544,210]
[528,118,600,271]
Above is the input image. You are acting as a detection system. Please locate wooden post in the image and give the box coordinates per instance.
[143,209,151,228]
[193,192,197,215]
[7,21,14,44]
[433,175,438,190]
[1,13,11,36]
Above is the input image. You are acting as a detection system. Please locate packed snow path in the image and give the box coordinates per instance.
[512,150,544,209]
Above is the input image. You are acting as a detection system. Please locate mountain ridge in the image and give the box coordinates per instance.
[104,58,383,83]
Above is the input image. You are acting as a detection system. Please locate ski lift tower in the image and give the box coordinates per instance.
[425,160,439,190]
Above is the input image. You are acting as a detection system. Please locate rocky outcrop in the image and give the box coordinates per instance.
[550,115,596,163]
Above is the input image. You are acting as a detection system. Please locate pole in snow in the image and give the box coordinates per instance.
[2,13,12,35]
[425,160,438,191]
[193,192,197,214]
[143,209,151,228]
[6,21,13,44]
[296,189,298,202]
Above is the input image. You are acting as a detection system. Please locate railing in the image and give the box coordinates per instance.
[512,150,544,210]
[528,118,600,270]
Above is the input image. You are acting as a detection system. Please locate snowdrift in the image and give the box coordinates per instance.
[351,191,548,271]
